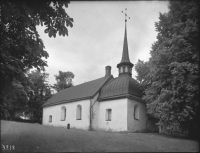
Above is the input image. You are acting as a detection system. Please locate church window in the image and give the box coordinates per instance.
[120,67,123,73]
[123,66,125,72]
[106,109,112,121]
[49,115,52,122]
[129,67,131,73]
[76,105,82,120]
[61,106,66,121]
[125,66,128,72]
[134,105,139,120]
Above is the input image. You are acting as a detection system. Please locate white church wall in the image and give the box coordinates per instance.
[97,98,128,132]
[91,93,99,129]
[127,99,147,132]
[42,99,90,130]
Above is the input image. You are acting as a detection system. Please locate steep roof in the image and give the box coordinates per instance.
[117,23,133,68]
[121,25,130,63]
[43,75,113,107]
[98,75,142,102]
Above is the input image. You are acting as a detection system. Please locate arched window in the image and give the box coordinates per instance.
[76,105,82,120]
[123,66,125,72]
[49,115,52,122]
[125,66,128,72]
[106,109,112,121]
[61,106,66,121]
[134,104,139,120]
[120,67,123,73]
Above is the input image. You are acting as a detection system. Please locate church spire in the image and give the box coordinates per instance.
[117,8,133,76]
[121,22,131,63]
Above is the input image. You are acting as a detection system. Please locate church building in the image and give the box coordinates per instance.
[42,14,157,132]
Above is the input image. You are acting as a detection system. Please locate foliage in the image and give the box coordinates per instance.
[0,80,29,120]
[135,1,199,132]
[0,1,73,120]
[135,60,151,95]
[1,1,73,89]
[2,1,73,37]
[53,71,75,92]
[27,70,52,122]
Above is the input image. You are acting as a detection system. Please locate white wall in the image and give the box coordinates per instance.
[42,96,147,132]
[43,99,90,130]
[97,98,128,132]
[127,99,147,132]
[91,93,99,129]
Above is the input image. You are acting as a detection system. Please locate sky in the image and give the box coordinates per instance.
[36,1,169,86]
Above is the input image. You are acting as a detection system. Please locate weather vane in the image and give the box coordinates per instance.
[121,8,130,22]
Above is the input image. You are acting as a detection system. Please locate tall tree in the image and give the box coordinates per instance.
[135,1,199,134]
[0,1,73,119]
[53,71,74,92]
[27,70,52,122]
[0,80,29,120]
[1,1,73,90]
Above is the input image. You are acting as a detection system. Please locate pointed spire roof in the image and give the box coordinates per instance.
[117,22,133,68]
[121,23,131,63]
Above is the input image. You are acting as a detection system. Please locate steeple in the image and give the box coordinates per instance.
[121,23,131,63]
[117,9,133,77]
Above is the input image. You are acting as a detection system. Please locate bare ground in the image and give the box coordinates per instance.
[1,120,199,152]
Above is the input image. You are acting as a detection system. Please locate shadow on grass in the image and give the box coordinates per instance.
[158,132,198,141]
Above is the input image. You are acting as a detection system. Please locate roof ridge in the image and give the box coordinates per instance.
[72,76,108,88]
[43,75,113,107]
[104,77,116,88]
[92,75,114,98]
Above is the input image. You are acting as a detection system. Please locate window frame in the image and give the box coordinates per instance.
[120,67,123,73]
[60,106,66,121]
[134,105,139,120]
[106,109,112,121]
[49,115,52,122]
[123,66,125,73]
[76,105,82,120]
[125,66,128,72]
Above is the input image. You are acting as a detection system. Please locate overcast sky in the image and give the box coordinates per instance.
[36,1,169,86]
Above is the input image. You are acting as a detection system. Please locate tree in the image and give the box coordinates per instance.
[0,80,29,120]
[0,1,73,119]
[1,1,73,90]
[135,59,151,95]
[27,70,52,122]
[135,1,199,134]
[53,71,74,92]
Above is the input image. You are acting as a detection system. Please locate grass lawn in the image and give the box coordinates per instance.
[1,120,199,152]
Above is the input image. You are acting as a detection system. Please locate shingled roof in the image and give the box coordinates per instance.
[98,75,142,102]
[43,75,113,107]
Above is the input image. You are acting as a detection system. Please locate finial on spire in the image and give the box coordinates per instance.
[117,8,133,76]
[121,8,130,22]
